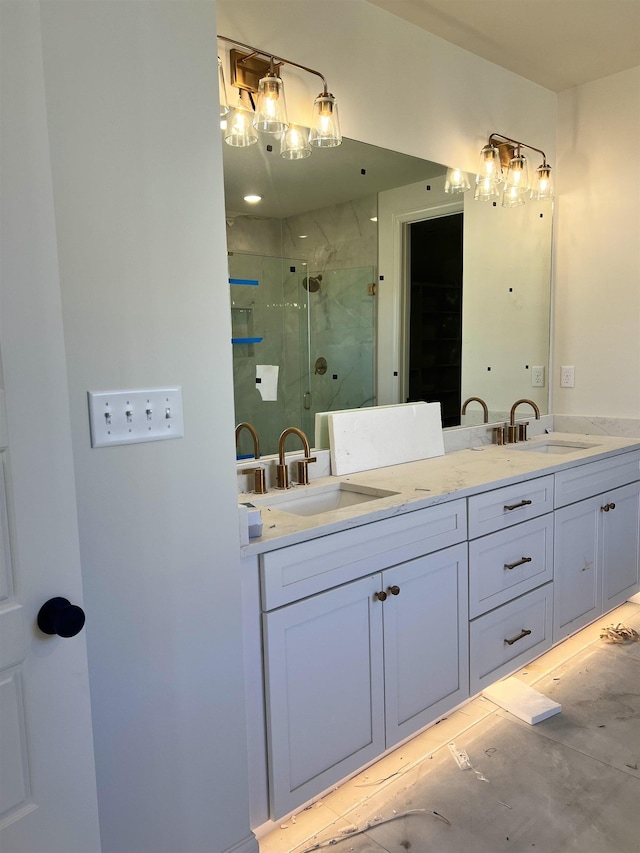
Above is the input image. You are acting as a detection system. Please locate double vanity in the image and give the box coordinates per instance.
[238,433,640,827]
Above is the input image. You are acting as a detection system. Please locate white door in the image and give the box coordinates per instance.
[0,2,101,851]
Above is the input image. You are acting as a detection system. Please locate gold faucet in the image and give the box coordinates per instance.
[461,396,489,423]
[277,427,317,489]
[508,399,541,442]
[235,422,266,494]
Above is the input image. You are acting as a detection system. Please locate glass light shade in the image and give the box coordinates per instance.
[254,72,288,134]
[309,92,341,148]
[474,175,500,201]
[223,102,259,147]
[218,57,229,116]
[445,167,470,194]
[476,144,503,186]
[503,154,529,195]
[502,183,526,207]
[530,163,553,200]
[280,124,312,160]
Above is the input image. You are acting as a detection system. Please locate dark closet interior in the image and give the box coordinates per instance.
[407,213,463,427]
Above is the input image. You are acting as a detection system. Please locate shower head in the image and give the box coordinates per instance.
[303,274,322,292]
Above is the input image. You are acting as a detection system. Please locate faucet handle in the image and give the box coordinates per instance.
[296,456,317,486]
[240,466,267,495]
[276,463,289,490]
[491,425,507,445]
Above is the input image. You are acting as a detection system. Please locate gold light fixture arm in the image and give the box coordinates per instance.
[218,35,330,95]
[488,132,549,167]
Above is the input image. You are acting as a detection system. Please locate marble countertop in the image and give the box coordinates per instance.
[238,433,640,557]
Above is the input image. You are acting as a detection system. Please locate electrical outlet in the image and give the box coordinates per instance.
[531,366,545,387]
[561,366,575,388]
[88,387,184,447]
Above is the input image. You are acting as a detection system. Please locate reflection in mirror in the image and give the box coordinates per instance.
[224,135,552,457]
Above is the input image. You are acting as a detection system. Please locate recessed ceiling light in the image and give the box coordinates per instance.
[370,216,378,222]
[298,234,308,239]
[244,194,262,204]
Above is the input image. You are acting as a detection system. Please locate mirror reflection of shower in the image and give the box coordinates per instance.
[229,252,375,456]
[303,274,322,292]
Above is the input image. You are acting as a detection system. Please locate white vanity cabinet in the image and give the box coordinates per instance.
[258,500,468,819]
[468,476,555,693]
[242,443,640,827]
[553,452,640,642]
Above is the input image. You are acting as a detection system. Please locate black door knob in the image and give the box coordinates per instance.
[37,597,86,638]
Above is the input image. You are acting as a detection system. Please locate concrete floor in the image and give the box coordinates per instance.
[258,601,640,853]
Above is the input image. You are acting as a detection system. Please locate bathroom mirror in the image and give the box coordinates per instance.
[224,136,552,457]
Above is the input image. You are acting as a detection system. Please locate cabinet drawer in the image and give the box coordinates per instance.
[554,450,640,507]
[469,584,553,694]
[260,499,467,610]
[467,476,554,539]
[468,514,553,618]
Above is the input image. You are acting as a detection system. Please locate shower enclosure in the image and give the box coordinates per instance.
[230,251,375,457]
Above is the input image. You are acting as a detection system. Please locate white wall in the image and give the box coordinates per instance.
[554,67,640,422]
[37,2,254,852]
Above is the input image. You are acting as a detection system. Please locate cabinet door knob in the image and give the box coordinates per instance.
[609,502,616,510]
[387,585,400,596]
[601,502,616,512]
[374,590,387,602]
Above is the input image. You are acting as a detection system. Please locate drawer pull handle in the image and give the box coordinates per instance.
[504,556,533,571]
[503,499,532,511]
[601,502,616,512]
[374,590,387,602]
[387,585,400,596]
[504,628,532,646]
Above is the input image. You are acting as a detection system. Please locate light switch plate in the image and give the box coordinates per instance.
[88,387,184,448]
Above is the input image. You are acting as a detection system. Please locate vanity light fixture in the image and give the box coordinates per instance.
[224,94,259,147]
[218,35,342,152]
[475,133,553,206]
[280,124,312,160]
[254,60,288,134]
[444,167,471,194]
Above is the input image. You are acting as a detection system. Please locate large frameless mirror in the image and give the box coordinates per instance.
[223,135,552,457]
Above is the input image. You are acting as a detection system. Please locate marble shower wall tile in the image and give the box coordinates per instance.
[282,195,377,270]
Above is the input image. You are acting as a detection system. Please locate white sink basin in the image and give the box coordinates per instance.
[514,439,600,454]
[251,482,399,517]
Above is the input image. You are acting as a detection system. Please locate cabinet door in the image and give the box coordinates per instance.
[601,481,640,610]
[554,496,601,642]
[382,543,469,746]
[263,575,385,820]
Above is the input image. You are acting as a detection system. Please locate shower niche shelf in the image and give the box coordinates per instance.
[230,276,263,352]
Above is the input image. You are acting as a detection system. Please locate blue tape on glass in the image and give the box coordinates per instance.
[231,337,263,345]
[229,278,259,286]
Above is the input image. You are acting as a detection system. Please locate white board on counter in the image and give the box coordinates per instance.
[328,401,444,475]
[315,402,427,450]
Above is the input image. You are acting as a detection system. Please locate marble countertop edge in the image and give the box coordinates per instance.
[238,433,640,557]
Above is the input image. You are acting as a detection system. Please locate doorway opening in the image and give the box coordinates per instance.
[404,212,464,427]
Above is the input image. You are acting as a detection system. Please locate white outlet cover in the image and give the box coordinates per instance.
[88,387,184,447]
[531,366,545,387]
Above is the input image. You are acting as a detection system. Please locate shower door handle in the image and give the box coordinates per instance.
[303,392,311,410]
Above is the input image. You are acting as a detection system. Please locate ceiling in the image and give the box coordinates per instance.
[365,0,640,92]
[223,137,444,219]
